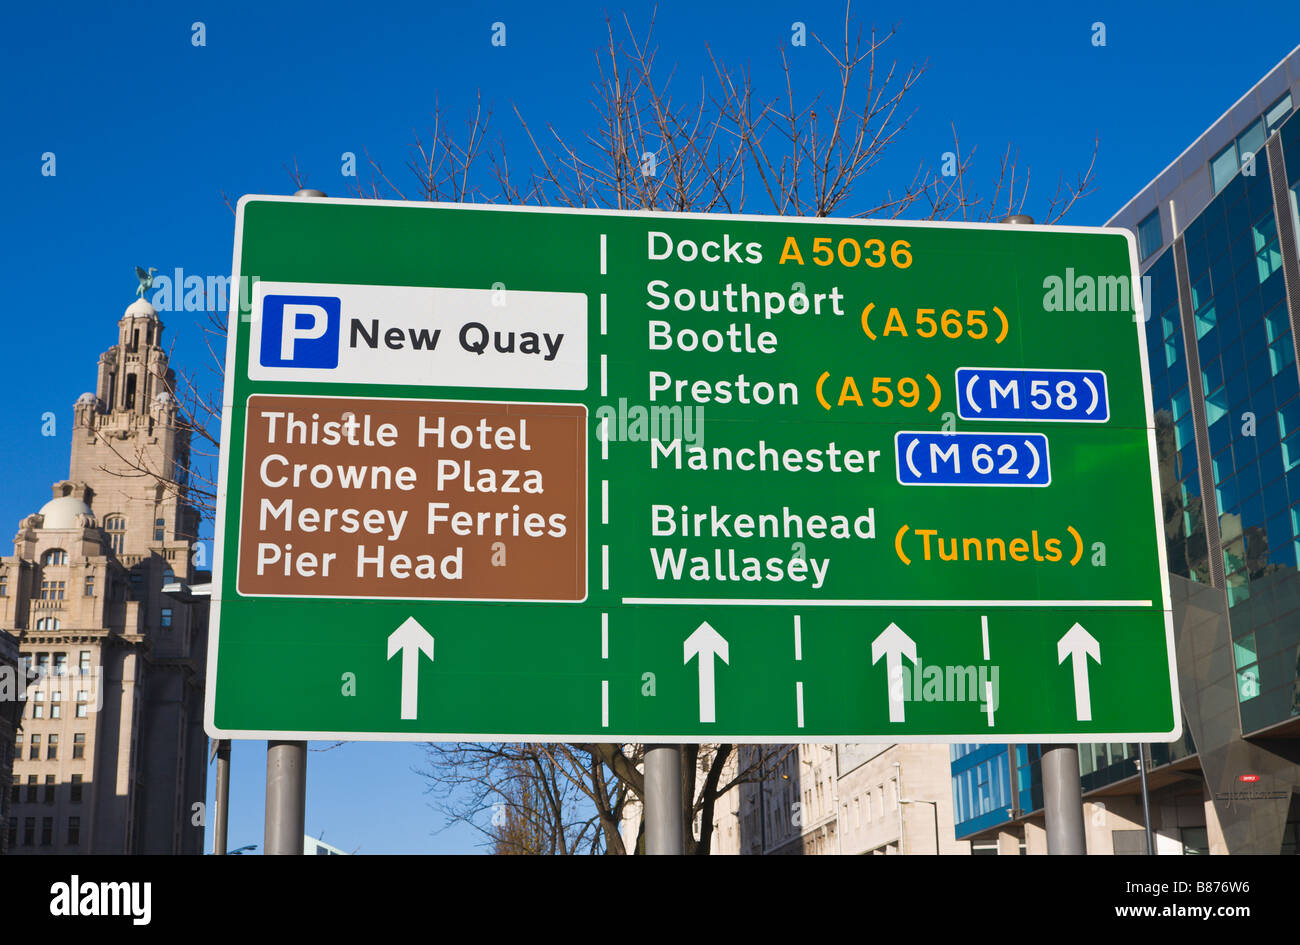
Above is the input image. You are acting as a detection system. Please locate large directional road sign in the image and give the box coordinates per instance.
[204,196,1179,744]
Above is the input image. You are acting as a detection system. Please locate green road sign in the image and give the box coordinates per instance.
[204,196,1178,744]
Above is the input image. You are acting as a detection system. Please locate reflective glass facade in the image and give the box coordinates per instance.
[951,79,1300,846]
[1145,248,1206,580]
[950,743,1038,838]
[1190,110,1300,736]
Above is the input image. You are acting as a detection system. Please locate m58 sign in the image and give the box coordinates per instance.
[204,196,1179,744]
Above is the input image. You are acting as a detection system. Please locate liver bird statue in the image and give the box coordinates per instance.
[135,266,158,298]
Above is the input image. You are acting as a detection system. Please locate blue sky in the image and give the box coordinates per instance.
[2,1,1297,853]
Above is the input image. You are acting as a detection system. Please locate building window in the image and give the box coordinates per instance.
[47,734,58,760]
[72,733,85,760]
[79,651,91,675]
[76,691,89,718]
[104,516,126,555]
[67,816,80,846]
[35,653,49,677]
[5,818,15,848]
[50,691,61,719]
[1211,118,1268,195]
[53,653,66,676]
[84,575,95,597]
[39,581,65,601]
[23,817,34,847]
[41,549,67,566]
[161,607,173,628]
[0,574,7,596]
[1234,633,1260,702]
[70,775,83,804]
[1210,142,1239,194]
[1254,212,1283,283]
[44,775,55,804]
[9,775,18,804]
[162,567,174,585]
[154,518,165,542]
[41,816,53,847]
[129,568,144,598]
[1137,209,1163,261]
[25,775,38,803]
[1266,92,1293,134]
[32,699,44,719]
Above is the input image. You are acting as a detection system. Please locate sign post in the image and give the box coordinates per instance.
[208,198,1178,838]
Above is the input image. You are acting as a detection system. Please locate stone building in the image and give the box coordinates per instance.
[709,743,969,855]
[0,631,18,854]
[1,296,209,854]
[619,742,968,855]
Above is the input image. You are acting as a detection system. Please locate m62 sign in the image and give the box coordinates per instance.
[204,196,1179,744]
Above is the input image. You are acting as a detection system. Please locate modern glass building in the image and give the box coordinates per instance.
[952,46,1300,854]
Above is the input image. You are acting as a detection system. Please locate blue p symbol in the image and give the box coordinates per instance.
[260,295,341,368]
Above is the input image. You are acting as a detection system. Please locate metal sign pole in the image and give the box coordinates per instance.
[1041,744,1087,854]
[1138,743,1155,854]
[213,739,231,855]
[998,214,1088,857]
[643,745,683,854]
[264,740,306,854]
[259,187,324,857]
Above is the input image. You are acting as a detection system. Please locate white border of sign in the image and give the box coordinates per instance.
[205,195,1180,744]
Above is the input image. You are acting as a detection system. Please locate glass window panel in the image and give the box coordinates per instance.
[1187,242,1210,283]
[1242,491,1265,528]
[1292,180,1300,242]
[1137,210,1163,261]
[1205,388,1228,426]
[1280,399,1300,439]
[1230,229,1257,275]
[1217,473,1239,511]
[1191,275,1212,312]
[1266,93,1292,133]
[1274,367,1299,408]
[1227,367,1251,410]
[1283,436,1300,473]
[1212,453,1232,483]
[1238,119,1266,162]
[1202,359,1225,397]
[1265,305,1290,344]
[1272,539,1297,568]
[1242,314,1267,354]
[1253,211,1277,251]
[1236,664,1260,701]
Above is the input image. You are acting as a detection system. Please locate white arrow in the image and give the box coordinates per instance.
[871,622,918,723]
[684,622,729,724]
[1057,622,1101,722]
[387,616,435,720]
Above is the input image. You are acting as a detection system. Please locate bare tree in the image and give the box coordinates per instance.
[102,2,1099,851]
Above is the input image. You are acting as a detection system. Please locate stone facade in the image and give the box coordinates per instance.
[619,742,970,855]
[0,298,208,854]
[710,743,970,855]
[0,632,18,854]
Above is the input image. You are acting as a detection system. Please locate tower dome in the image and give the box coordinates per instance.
[124,297,157,319]
[37,495,94,529]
